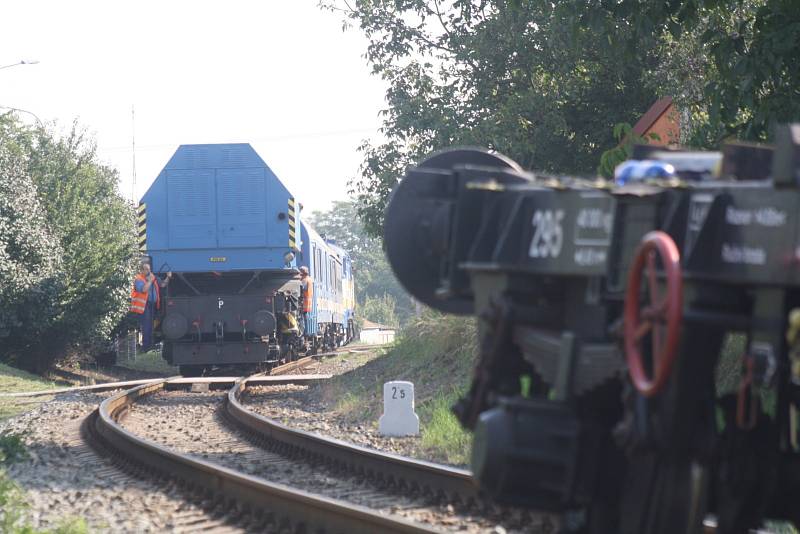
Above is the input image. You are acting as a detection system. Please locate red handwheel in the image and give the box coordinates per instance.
[624,231,683,397]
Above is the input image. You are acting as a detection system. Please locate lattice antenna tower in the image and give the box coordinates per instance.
[131,104,137,201]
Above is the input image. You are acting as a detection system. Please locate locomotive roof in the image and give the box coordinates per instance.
[161,143,280,172]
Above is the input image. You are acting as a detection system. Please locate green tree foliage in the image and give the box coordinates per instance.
[322,0,660,236]
[360,293,400,328]
[564,0,800,144]
[0,145,63,355]
[598,123,661,178]
[324,1,798,236]
[0,113,138,369]
[306,200,414,323]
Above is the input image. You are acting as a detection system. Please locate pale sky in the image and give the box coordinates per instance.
[1,1,386,214]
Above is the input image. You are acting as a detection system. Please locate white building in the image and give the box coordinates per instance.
[359,319,396,345]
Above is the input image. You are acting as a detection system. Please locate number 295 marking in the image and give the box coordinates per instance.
[529,209,565,258]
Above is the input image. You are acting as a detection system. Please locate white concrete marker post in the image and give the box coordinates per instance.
[378,381,420,437]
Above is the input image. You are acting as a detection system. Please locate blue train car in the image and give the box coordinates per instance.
[140,143,300,272]
[137,143,353,375]
[300,222,356,346]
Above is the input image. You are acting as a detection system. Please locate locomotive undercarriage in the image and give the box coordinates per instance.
[456,271,800,533]
[383,135,800,534]
[154,270,319,376]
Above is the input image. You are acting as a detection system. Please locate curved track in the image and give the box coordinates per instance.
[225,375,478,503]
[80,370,781,533]
[88,379,437,533]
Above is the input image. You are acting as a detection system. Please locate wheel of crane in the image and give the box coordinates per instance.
[624,231,683,397]
[383,147,526,315]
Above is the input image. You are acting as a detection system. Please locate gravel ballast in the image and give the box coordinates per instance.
[121,388,552,533]
[0,348,557,532]
[0,391,244,533]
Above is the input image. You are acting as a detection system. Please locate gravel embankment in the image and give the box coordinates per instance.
[0,391,245,533]
[274,351,431,459]
[300,348,380,375]
[121,388,552,533]
[243,382,428,459]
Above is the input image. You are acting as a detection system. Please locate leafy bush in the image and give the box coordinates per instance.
[0,432,29,465]
[24,124,138,353]
[0,144,63,360]
[0,113,138,369]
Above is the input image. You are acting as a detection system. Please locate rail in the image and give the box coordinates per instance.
[88,379,437,533]
[225,374,479,502]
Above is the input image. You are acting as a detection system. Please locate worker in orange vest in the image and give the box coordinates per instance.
[299,266,313,334]
[131,261,172,351]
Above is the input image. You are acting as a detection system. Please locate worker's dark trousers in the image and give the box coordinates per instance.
[140,301,155,351]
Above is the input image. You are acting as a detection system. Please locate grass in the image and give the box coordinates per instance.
[316,312,477,465]
[114,348,177,375]
[416,388,472,464]
[0,363,61,421]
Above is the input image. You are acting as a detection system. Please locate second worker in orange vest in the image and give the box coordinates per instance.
[299,266,313,334]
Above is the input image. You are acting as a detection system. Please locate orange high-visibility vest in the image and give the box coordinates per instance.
[130,273,160,314]
[302,276,313,313]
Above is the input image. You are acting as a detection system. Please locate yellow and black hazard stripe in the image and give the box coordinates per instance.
[288,197,298,251]
[137,202,147,252]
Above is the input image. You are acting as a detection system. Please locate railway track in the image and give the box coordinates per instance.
[268,355,316,376]
[85,371,546,532]
[268,346,363,376]
[87,378,437,533]
[70,369,779,533]
[226,374,478,503]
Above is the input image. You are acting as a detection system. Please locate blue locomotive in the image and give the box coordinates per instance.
[137,143,355,375]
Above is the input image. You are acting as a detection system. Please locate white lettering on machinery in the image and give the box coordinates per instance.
[529,209,565,259]
[576,208,613,232]
[574,207,614,247]
[725,206,752,226]
[685,194,714,253]
[574,248,607,267]
[725,206,787,227]
[689,194,713,228]
[755,207,788,227]
[721,243,766,265]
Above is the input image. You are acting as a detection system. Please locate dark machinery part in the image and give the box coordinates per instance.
[473,398,586,509]
[162,312,188,340]
[250,310,277,336]
[383,128,800,534]
[383,147,526,314]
